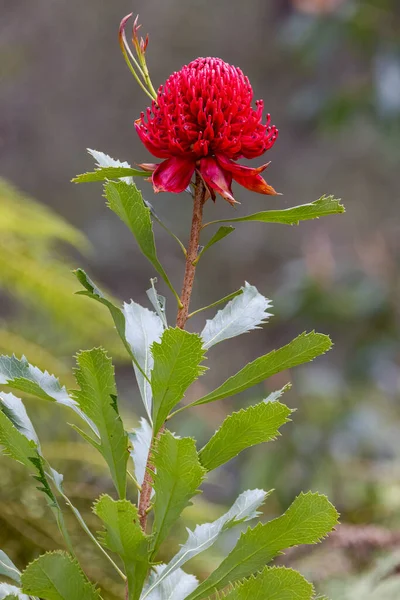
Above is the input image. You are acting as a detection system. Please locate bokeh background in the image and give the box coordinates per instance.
[1,0,400,597]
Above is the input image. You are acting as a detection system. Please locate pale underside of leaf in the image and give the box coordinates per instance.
[0,550,21,584]
[87,148,134,184]
[123,301,164,421]
[201,282,272,349]
[142,488,268,599]
[0,392,39,446]
[0,354,97,436]
[141,565,198,600]
[0,583,29,600]
[146,279,168,328]
[129,418,153,493]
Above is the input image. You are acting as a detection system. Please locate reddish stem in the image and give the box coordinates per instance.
[176,173,207,329]
[137,173,206,534]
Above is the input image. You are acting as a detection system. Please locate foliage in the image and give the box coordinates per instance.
[0,11,346,593]
[0,148,343,599]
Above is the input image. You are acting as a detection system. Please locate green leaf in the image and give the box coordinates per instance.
[151,328,207,433]
[0,583,28,600]
[185,492,339,600]
[20,551,100,600]
[142,489,268,600]
[0,409,41,471]
[0,405,77,552]
[199,400,292,471]
[221,566,314,600]
[192,331,332,406]
[104,180,180,303]
[204,195,344,227]
[72,167,148,183]
[0,550,21,584]
[151,431,206,554]
[72,349,128,498]
[94,495,149,600]
[73,269,137,361]
[201,282,272,349]
[193,226,235,265]
[123,301,164,421]
[0,354,96,435]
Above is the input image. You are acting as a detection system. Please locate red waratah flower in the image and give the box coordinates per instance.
[135,57,279,205]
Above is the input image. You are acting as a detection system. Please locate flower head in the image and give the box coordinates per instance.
[135,57,279,204]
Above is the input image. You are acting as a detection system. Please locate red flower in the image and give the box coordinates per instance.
[135,57,279,204]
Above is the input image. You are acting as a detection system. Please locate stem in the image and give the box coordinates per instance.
[137,174,207,532]
[176,173,207,329]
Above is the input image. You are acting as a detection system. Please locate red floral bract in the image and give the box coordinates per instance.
[135,57,279,204]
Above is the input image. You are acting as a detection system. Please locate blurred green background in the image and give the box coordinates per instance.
[1,0,399,597]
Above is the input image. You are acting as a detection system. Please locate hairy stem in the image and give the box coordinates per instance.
[176,173,207,328]
[137,174,207,533]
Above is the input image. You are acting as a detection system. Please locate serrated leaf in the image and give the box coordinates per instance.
[20,551,100,600]
[194,226,235,265]
[151,328,207,433]
[142,489,268,599]
[0,392,39,446]
[123,301,164,421]
[199,400,292,472]
[74,269,140,365]
[129,418,152,494]
[201,282,272,349]
[141,565,198,600]
[185,491,339,600]
[221,566,314,600]
[94,495,149,600]
[0,354,97,435]
[104,180,179,302]
[151,431,206,554]
[0,583,28,600]
[0,408,76,550]
[87,148,134,183]
[0,550,21,584]
[188,289,244,319]
[0,409,40,471]
[193,332,332,406]
[146,279,167,328]
[205,195,344,226]
[72,349,128,498]
[264,384,292,403]
[72,166,148,183]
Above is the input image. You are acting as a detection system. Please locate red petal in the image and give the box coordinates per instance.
[152,157,195,193]
[134,119,170,159]
[232,172,279,196]
[199,157,237,205]
[216,154,271,177]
